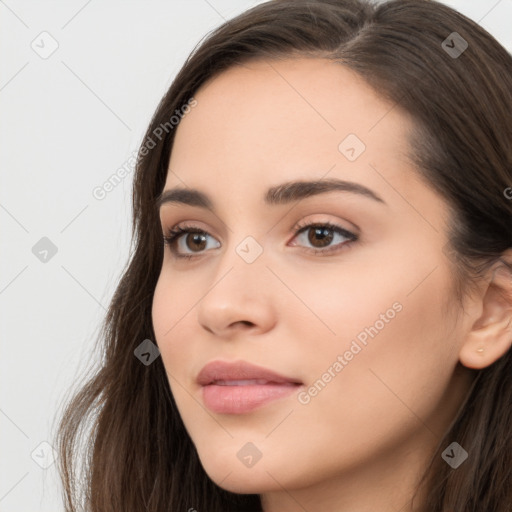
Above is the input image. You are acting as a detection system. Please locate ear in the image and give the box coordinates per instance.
[459,257,512,370]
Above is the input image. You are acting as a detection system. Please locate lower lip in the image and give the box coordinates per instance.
[201,383,301,414]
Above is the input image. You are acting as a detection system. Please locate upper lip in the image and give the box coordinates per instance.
[197,360,303,386]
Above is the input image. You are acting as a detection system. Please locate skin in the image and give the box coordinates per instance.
[151,57,512,512]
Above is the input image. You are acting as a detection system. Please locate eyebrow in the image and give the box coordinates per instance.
[156,178,386,211]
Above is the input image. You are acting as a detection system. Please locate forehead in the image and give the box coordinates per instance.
[165,57,415,199]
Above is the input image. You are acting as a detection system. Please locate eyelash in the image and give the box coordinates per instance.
[162,221,358,260]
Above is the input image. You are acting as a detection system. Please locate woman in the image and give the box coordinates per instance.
[55,0,512,510]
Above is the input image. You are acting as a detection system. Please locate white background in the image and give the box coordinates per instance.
[1,1,511,510]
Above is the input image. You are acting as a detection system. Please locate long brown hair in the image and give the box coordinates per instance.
[54,0,512,510]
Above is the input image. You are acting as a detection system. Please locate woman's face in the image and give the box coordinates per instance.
[152,58,476,506]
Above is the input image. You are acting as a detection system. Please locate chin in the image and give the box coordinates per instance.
[208,469,282,495]
[196,449,282,494]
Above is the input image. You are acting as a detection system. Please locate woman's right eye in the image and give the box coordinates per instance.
[163,226,220,260]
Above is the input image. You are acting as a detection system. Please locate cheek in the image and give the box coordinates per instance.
[151,278,170,344]
[151,272,213,399]
[151,276,190,369]
[296,254,457,426]
[152,267,200,337]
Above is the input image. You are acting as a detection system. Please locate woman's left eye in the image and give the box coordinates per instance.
[162,221,358,260]
[291,222,358,255]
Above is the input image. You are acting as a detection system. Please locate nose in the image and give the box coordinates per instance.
[196,246,277,339]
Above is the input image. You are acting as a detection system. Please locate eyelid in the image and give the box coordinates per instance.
[292,216,359,238]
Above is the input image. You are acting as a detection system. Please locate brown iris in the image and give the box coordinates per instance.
[185,232,208,252]
[307,226,334,248]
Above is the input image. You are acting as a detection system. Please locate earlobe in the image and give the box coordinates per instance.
[460,316,512,369]
[459,261,512,370]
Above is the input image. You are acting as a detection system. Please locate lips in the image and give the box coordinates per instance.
[197,360,303,414]
[196,360,302,386]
